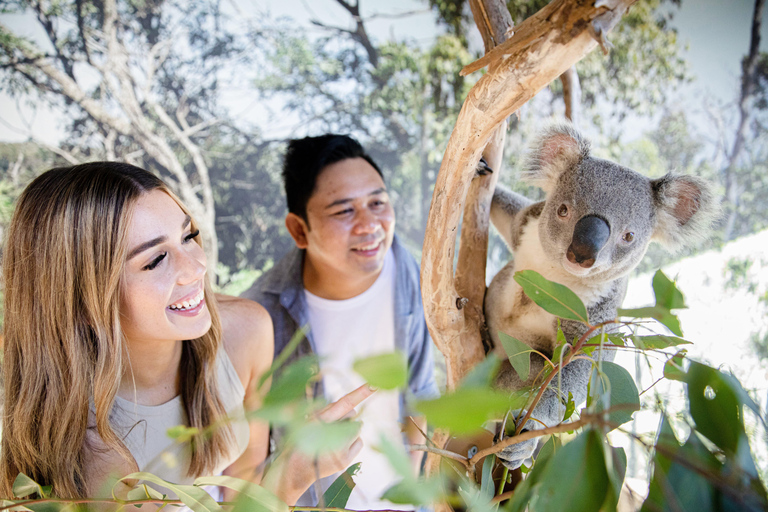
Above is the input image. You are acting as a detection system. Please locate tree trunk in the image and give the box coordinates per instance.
[420,0,637,490]
[723,0,765,241]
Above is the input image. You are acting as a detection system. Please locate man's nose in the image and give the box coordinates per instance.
[354,208,379,234]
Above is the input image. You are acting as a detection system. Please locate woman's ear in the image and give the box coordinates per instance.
[285,213,310,249]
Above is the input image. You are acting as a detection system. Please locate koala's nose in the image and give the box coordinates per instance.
[567,215,610,268]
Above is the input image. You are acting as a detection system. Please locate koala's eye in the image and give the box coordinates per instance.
[557,204,569,218]
[622,232,635,243]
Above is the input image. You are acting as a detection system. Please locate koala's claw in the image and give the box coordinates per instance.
[476,157,493,176]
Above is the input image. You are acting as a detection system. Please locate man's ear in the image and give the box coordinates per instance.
[285,213,310,249]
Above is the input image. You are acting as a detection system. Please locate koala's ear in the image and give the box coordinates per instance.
[522,122,591,193]
[651,174,720,251]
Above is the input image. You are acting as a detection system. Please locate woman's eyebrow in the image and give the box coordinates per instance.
[127,215,192,260]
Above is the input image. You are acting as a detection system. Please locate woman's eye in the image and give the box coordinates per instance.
[143,252,167,271]
[183,229,200,243]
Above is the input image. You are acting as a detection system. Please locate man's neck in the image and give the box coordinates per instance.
[301,257,381,300]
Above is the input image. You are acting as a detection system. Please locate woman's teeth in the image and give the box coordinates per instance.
[168,290,205,311]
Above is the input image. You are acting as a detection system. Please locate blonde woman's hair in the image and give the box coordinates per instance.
[1,162,233,498]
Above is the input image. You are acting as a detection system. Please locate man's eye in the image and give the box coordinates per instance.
[184,229,200,243]
[334,209,353,216]
[143,252,167,271]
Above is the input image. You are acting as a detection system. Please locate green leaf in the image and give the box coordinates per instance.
[126,484,165,501]
[602,445,627,512]
[617,306,683,336]
[632,334,692,350]
[513,270,589,323]
[642,415,719,512]
[166,424,200,442]
[193,476,287,512]
[563,392,576,421]
[663,351,687,381]
[12,473,44,499]
[258,326,309,390]
[262,355,318,406]
[590,362,640,428]
[652,270,686,310]
[685,362,742,454]
[416,388,527,435]
[381,476,445,506]
[533,430,610,512]
[121,473,224,512]
[479,454,496,501]
[459,355,502,389]
[375,433,413,478]
[353,351,407,390]
[289,420,361,457]
[585,333,626,347]
[498,332,531,381]
[322,462,361,508]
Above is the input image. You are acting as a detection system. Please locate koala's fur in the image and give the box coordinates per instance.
[485,122,717,469]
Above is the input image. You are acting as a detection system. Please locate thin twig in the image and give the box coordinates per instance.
[407,444,470,469]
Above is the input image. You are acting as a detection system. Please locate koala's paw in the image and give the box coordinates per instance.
[496,437,537,470]
[495,418,538,470]
[475,157,493,176]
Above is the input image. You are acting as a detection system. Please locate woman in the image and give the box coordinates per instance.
[0,162,370,503]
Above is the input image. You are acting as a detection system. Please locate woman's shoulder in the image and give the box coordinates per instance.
[215,294,274,387]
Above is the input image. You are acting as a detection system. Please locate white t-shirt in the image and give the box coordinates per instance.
[305,249,412,510]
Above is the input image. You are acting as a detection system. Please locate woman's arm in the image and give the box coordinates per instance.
[218,295,274,486]
[217,295,374,505]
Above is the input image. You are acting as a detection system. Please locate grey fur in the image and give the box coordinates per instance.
[485,122,718,469]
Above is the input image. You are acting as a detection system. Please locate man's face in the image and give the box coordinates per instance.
[286,157,395,299]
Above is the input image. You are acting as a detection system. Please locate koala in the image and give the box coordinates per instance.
[484,122,717,469]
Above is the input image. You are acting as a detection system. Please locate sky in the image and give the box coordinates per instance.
[1,0,767,145]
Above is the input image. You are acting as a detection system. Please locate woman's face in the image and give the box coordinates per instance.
[120,190,211,346]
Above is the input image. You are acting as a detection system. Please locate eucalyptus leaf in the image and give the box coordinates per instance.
[459,355,502,389]
[514,270,589,323]
[590,362,640,428]
[126,484,164,501]
[585,333,626,347]
[663,351,688,381]
[381,476,445,506]
[12,473,44,499]
[685,362,742,455]
[194,475,287,512]
[532,429,610,512]
[289,420,361,457]
[563,392,576,421]
[375,433,413,478]
[121,472,223,512]
[262,355,318,406]
[498,332,531,381]
[618,306,683,336]
[652,270,687,310]
[479,454,496,501]
[416,388,526,435]
[322,462,361,509]
[353,351,407,390]
[632,334,692,350]
[258,326,309,390]
[602,445,627,512]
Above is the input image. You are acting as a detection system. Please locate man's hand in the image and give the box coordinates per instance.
[261,384,375,505]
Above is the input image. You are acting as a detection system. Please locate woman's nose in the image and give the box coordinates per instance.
[177,245,207,284]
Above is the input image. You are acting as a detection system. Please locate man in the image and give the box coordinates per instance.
[242,134,439,509]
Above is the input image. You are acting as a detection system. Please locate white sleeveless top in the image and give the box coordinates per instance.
[109,346,249,485]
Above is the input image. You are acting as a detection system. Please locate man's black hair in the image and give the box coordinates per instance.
[283,134,383,222]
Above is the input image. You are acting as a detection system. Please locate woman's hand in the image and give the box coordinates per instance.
[261,384,375,505]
